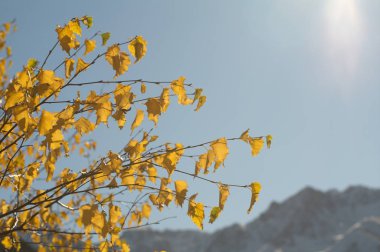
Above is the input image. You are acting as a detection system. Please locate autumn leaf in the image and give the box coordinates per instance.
[76,58,89,74]
[195,96,206,111]
[38,110,57,135]
[193,88,203,104]
[210,137,229,171]
[113,84,134,111]
[128,36,147,63]
[266,135,272,149]
[209,207,221,224]
[145,98,161,125]
[74,117,95,135]
[218,184,229,210]
[187,194,205,230]
[84,39,96,56]
[239,129,250,143]
[249,137,264,157]
[131,109,144,133]
[174,180,188,207]
[101,32,110,46]
[105,44,130,78]
[171,76,193,105]
[1,236,12,249]
[247,182,261,214]
[65,58,75,79]
[81,16,93,28]
[140,82,146,93]
[160,88,170,112]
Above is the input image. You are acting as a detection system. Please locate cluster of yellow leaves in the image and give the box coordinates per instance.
[240,129,272,156]
[195,137,229,175]
[0,16,272,252]
[56,16,92,54]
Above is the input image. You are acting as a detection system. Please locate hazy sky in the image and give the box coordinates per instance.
[1,0,379,231]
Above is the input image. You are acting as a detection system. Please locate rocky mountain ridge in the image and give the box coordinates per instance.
[123,186,380,252]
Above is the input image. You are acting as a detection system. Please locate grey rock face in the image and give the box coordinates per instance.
[122,186,380,252]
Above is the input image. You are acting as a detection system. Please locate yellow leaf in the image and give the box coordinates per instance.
[68,20,82,36]
[65,58,75,79]
[38,110,57,135]
[131,109,144,133]
[4,85,24,110]
[140,82,146,93]
[266,135,272,149]
[249,137,264,157]
[239,129,250,143]
[1,236,12,249]
[56,24,80,54]
[84,39,96,56]
[147,165,157,183]
[193,88,203,103]
[209,206,221,224]
[48,128,64,150]
[145,98,161,125]
[195,96,206,111]
[26,58,38,69]
[141,203,151,219]
[210,137,229,171]
[108,204,121,225]
[171,76,193,105]
[101,32,110,46]
[76,58,89,74]
[174,180,188,207]
[247,182,261,214]
[121,243,130,252]
[187,194,204,230]
[113,84,133,111]
[13,104,35,133]
[81,16,93,28]
[112,109,126,129]
[38,245,46,252]
[160,88,170,112]
[218,184,229,210]
[74,117,95,135]
[86,92,113,125]
[128,36,147,63]
[105,44,130,78]
[36,70,64,98]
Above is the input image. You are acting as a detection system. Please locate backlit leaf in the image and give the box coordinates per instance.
[84,39,96,56]
[105,44,130,78]
[131,109,144,133]
[195,96,206,111]
[187,194,204,230]
[65,58,75,79]
[249,137,264,157]
[174,180,188,207]
[128,36,147,63]
[145,98,161,125]
[247,182,261,214]
[209,207,221,224]
[76,58,89,74]
[266,135,272,149]
[101,32,110,46]
[218,184,229,210]
[210,137,229,171]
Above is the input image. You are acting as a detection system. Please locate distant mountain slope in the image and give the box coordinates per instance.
[123,186,380,252]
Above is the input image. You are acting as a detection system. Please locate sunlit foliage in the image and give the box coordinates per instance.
[0,17,271,251]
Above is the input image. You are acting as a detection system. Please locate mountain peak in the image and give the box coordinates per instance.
[123,186,380,252]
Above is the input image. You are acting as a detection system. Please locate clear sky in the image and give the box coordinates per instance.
[1,0,379,231]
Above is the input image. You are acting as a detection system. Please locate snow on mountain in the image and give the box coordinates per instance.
[122,186,380,252]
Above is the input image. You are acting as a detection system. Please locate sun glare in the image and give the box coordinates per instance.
[324,0,364,83]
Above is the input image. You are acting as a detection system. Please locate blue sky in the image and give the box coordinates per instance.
[1,0,379,231]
